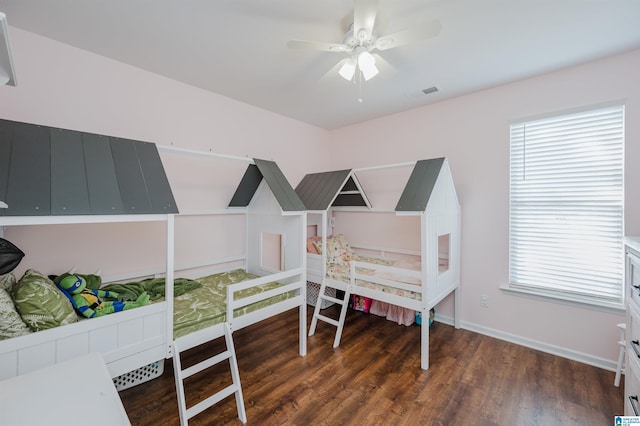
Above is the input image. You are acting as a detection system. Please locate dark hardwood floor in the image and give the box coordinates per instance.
[119,305,623,425]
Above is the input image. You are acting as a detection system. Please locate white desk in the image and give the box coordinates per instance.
[0,352,131,426]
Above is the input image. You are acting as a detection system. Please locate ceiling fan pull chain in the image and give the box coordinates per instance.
[358,71,363,103]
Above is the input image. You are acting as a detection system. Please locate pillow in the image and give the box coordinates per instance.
[311,235,335,255]
[0,272,16,291]
[307,236,322,254]
[0,287,32,340]
[0,238,25,275]
[325,234,354,264]
[12,269,78,332]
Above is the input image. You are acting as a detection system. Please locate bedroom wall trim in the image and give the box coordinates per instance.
[499,284,625,314]
[435,314,619,372]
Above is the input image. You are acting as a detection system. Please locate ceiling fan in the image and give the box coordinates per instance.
[286,0,441,82]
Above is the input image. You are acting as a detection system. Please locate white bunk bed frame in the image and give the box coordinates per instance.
[301,158,461,370]
[0,213,173,381]
[0,146,308,425]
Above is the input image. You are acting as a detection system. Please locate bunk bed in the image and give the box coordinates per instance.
[0,119,308,424]
[295,158,461,370]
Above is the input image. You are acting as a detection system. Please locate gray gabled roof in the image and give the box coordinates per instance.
[395,157,445,212]
[228,158,305,211]
[295,169,370,211]
[0,119,178,216]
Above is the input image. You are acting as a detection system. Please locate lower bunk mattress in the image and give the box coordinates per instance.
[327,254,450,326]
[328,254,422,300]
[171,268,294,339]
[1,268,293,356]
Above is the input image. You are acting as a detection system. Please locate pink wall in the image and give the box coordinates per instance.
[2,25,638,366]
[327,48,640,365]
[0,28,329,278]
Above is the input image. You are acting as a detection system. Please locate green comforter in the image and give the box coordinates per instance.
[172,269,293,339]
[102,278,201,301]
[104,269,293,339]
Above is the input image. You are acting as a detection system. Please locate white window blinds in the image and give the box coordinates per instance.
[509,105,624,307]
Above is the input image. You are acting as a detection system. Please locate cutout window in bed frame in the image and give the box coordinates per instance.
[261,232,284,272]
[438,233,450,273]
[307,225,318,237]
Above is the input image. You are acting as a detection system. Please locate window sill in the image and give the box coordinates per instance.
[500,285,625,315]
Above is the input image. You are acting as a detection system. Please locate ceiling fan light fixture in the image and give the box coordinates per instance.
[357,50,378,80]
[338,58,357,81]
[360,62,379,80]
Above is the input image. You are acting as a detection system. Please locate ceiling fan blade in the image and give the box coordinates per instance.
[287,39,350,52]
[375,19,442,51]
[353,0,378,42]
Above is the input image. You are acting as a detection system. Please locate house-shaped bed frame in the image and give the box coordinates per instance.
[0,119,307,424]
[296,158,461,370]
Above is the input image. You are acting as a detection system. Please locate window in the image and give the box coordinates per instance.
[509,105,624,308]
[261,232,284,272]
[438,233,450,273]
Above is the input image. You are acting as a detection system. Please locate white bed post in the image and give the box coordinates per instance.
[454,209,461,329]
[166,214,175,357]
[299,211,307,356]
[322,210,328,278]
[420,211,430,370]
[0,201,6,238]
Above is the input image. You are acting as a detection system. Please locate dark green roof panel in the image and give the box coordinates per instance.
[228,159,305,211]
[228,164,264,208]
[295,170,353,210]
[50,128,91,215]
[0,118,178,216]
[395,157,445,212]
[83,133,124,214]
[254,159,306,211]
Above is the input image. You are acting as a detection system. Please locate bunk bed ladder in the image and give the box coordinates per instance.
[308,279,351,348]
[172,323,247,425]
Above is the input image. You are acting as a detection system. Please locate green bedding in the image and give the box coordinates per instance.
[172,269,294,339]
[102,277,202,301]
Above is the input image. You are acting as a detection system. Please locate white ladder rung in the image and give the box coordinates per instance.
[182,350,232,379]
[320,294,346,305]
[186,384,239,419]
[316,314,340,327]
[308,279,351,348]
[174,322,247,425]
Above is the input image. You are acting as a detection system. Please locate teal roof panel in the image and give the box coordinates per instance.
[395,157,445,212]
[0,118,178,216]
[295,170,356,210]
[228,159,305,211]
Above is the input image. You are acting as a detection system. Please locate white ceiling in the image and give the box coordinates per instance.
[1,0,639,129]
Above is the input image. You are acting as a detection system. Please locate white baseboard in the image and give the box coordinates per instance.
[434,314,618,373]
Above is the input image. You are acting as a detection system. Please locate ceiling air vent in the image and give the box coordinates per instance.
[422,87,438,95]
